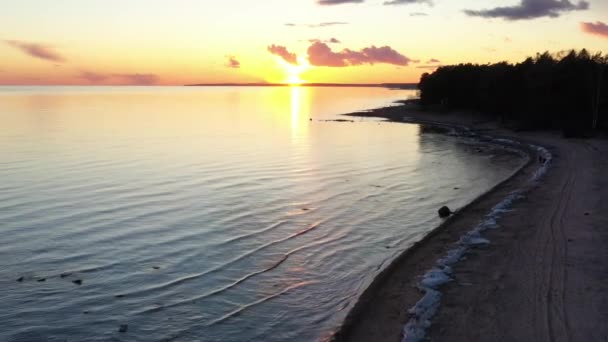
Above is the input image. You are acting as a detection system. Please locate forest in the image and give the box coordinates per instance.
[418,50,608,135]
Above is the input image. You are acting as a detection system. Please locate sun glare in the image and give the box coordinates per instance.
[280,57,310,85]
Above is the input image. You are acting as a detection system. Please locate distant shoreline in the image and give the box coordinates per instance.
[185,83,418,89]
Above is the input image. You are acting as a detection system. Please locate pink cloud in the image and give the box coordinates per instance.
[225,55,241,68]
[80,71,108,83]
[5,40,65,62]
[581,21,608,38]
[307,42,412,67]
[113,73,158,85]
[267,45,298,65]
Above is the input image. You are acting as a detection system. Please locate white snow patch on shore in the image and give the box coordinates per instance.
[401,139,553,342]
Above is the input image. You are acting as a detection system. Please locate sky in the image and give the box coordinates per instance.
[0,0,607,85]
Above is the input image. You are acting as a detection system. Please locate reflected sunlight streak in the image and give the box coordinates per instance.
[290,86,310,139]
[291,86,300,132]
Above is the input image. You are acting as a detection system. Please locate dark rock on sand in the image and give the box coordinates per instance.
[438,206,452,218]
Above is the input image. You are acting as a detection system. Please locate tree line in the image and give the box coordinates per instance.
[418,49,607,135]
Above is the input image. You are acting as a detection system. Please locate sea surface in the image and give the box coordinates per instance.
[0,86,524,342]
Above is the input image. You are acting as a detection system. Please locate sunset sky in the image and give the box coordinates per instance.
[1,0,607,85]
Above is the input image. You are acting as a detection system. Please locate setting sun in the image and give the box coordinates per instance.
[281,57,310,85]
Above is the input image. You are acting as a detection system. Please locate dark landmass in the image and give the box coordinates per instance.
[418,49,607,135]
[185,82,417,89]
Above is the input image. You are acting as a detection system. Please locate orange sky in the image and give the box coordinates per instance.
[0,0,607,85]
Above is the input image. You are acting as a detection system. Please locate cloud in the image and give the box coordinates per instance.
[464,0,589,20]
[113,73,158,85]
[317,0,363,4]
[318,0,432,5]
[416,65,442,69]
[77,71,159,85]
[410,12,429,16]
[383,0,432,5]
[267,45,298,65]
[307,42,412,67]
[4,40,65,62]
[308,37,342,44]
[581,21,608,38]
[285,22,348,28]
[426,58,440,63]
[225,55,241,68]
[80,71,108,83]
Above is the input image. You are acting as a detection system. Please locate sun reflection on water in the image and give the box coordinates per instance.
[290,86,309,139]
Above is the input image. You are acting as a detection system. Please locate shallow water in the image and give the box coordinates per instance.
[0,86,524,341]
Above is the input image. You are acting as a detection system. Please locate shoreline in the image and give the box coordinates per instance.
[331,104,608,341]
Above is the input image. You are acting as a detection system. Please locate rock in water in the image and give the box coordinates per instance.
[118,324,128,333]
[438,206,452,218]
[72,279,83,285]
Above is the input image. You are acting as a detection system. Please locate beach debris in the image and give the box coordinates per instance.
[118,324,128,333]
[16,276,24,282]
[72,279,83,285]
[438,206,452,218]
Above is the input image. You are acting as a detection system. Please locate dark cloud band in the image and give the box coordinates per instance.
[464,0,589,20]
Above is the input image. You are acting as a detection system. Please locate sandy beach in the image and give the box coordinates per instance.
[333,104,608,342]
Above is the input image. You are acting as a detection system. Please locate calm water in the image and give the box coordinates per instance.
[0,86,524,342]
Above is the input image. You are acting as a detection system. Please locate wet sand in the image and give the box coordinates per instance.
[333,105,608,342]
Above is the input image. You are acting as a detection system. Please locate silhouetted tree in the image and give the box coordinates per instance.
[418,50,608,135]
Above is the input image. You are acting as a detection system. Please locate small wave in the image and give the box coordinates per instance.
[216,220,289,247]
[117,220,327,299]
[135,229,346,315]
[205,280,316,327]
